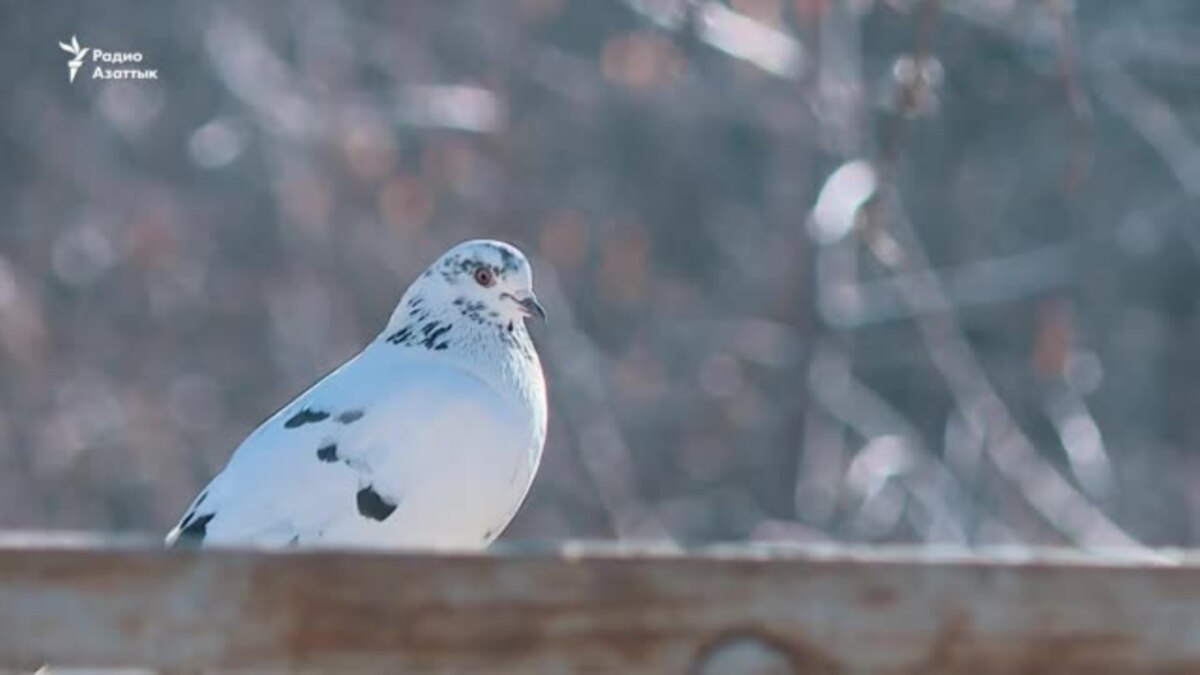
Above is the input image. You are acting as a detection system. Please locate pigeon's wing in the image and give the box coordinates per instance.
[166,347,532,548]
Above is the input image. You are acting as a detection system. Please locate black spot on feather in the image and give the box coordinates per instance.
[420,323,452,349]
[356,486,397,521]
[285,408,329,428]
[317,443,338,462]
[386,325,414,345]
[337,409,364,424]
[489,243,519,272]
[177,491,210,532]
[175,513,214,545]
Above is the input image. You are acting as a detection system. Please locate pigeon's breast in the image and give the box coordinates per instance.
[320,353,542,548]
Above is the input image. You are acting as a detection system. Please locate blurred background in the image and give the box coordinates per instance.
[2,0,1199,550]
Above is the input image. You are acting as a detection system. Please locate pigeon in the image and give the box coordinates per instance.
[166,240,548,549]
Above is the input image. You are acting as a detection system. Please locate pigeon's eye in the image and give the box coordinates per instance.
[473,267,495,287]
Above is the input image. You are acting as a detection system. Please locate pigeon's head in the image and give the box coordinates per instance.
[411,240,546,325]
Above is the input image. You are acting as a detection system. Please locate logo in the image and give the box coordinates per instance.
[58,35,88,83]
[58,34,158,84]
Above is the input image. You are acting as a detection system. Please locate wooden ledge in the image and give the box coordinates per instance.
[2,536,1198,673]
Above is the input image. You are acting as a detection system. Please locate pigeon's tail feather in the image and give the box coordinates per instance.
[165,512,213,548]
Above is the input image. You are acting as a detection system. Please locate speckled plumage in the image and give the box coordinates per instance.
[166,240,548,550]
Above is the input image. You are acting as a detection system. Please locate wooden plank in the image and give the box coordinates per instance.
[1,540,1199,673]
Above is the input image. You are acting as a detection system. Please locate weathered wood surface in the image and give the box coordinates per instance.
[1,537,1199,673]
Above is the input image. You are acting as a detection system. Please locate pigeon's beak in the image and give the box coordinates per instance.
[508,290,547,322]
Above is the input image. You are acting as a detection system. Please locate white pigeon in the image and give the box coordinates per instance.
[165,240,548,549]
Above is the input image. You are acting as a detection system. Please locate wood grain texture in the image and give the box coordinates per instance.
[2,540,1199,673]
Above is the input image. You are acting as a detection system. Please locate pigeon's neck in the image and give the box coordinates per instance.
[376,297,543,408]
